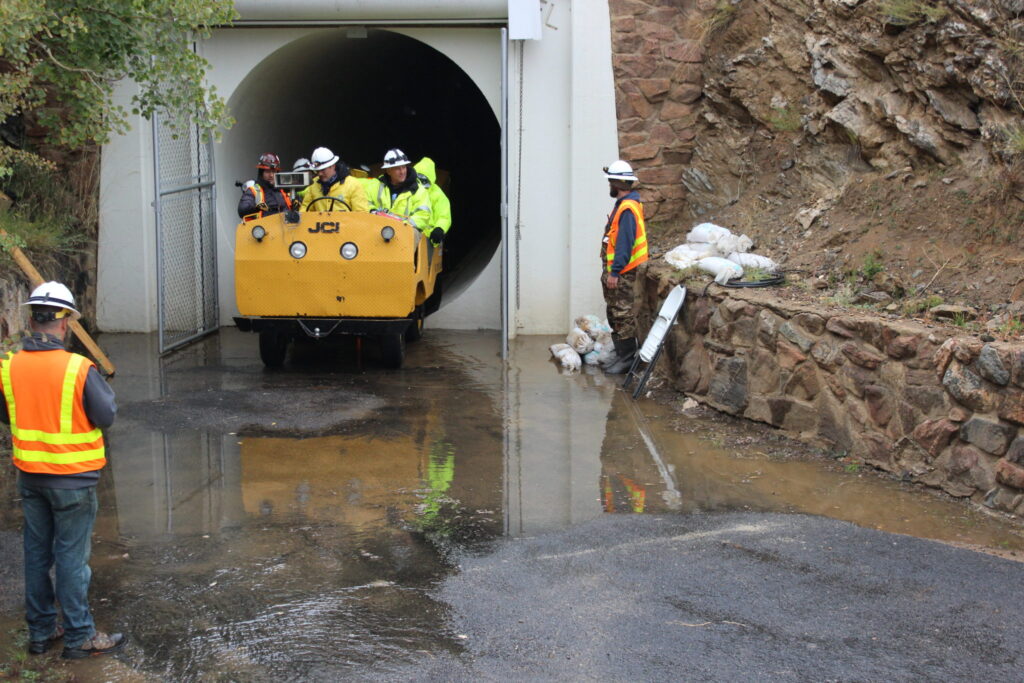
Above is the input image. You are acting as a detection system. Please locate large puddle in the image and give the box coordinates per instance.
[3,329,1021,679]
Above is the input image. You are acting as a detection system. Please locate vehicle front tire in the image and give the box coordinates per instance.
[404,308,424,342]
[259,331,288,367]
[379,333,405,369]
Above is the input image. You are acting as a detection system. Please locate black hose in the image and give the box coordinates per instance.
[721,274,786,288]
[701,272,787,297]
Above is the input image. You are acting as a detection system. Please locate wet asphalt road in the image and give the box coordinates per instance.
[413,512,1024,681]
[1,328,1022,680]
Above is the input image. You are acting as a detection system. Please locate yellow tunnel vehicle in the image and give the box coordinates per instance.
[233,172,443,368]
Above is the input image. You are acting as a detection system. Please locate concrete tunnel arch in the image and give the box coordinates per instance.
[219,28,501,314]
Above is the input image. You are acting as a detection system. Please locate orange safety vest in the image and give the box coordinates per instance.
[0,350,106,475]
[605,198,649,274]
[242,184,292,222]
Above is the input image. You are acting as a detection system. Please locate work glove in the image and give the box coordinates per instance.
[256,202,269,212]
[429,227,445,245]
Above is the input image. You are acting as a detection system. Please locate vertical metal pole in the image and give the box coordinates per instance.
[163,433,173,534]
[500,28,512,537]
[207,131,219,330]
[194,37,218,334]
[193,124,204,334]
[152,112,165,353]
[500,28,510,361]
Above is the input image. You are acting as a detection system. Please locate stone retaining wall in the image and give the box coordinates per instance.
[609,0,704,221]
[639,262,1024,518]
[0,274,29,345]
[0,252,97,344]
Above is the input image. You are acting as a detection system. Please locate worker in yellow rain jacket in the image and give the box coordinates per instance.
[300,147,369,213]
[368,149,439,243]
[413,156,452,238]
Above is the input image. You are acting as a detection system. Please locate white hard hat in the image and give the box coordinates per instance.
[242,179,256,191]
[292,157,311,172]
[604,159,638,183]
[310,147,340,171]
[381,148,411,169]
[22,281,81,320]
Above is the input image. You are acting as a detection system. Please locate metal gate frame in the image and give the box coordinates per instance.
[152,111,219,354]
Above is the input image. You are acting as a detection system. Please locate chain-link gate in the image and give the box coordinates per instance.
[152,112,218,353]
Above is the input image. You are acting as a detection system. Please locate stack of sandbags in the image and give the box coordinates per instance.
[664,222,780,284]
[574,314,616,366]
[550,315,618,371]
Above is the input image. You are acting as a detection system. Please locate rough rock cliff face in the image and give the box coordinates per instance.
[697,0,1024,205]
[613,0,1024,214]
[611,0,1024,326]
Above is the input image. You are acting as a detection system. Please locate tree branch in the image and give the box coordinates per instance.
[30,38,102,87]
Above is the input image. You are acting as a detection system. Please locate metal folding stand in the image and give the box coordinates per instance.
[623,285,687,399]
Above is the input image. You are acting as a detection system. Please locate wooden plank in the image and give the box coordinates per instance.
[1,229,117,376]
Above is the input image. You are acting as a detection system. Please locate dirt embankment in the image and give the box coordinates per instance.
[613,0,1024,331]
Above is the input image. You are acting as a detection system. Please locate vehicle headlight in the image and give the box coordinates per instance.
[340,242,358,260]
[251,225,266,242]
[289,241,307,259]
[380,225,395,242]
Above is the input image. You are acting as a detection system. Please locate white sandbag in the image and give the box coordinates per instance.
[697,256,743,285]
[687,241,717,256]
[566,326,594,354]
[712,232,753,255]
[549,343,582,371]
[595,339,617,366]
[573,314,602,335]
[550,342,571,357]
[686,222,732,244]
[665,243,714,269]
[583,348,602,365]
[727,252,778,271]
[594,319,613,336]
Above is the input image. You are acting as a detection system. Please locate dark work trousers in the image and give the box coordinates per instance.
[602,269,639,341]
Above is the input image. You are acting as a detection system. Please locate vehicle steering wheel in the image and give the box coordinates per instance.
[305,195,352,212]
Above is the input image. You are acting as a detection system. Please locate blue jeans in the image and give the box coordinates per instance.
[19,481,97,648]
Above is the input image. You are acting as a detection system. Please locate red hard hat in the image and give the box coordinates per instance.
[257,153,281,171]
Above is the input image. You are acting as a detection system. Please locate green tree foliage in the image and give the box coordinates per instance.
[0,0,237,178]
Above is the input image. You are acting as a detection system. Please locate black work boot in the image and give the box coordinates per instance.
[604,338,638,375]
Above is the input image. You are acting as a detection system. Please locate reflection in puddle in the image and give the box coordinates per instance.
[3,329,1018,679]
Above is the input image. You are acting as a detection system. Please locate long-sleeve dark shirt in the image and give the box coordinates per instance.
[608,190,641,275]
[0,333,117,488]
[237,179,290,219]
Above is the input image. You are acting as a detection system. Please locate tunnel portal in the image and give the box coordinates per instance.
[221,29,501,302]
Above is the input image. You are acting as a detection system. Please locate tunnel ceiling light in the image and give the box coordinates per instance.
[251,225,266,242]
[340,242,358,260]
[289,241,307,259]
[380,226,395,242]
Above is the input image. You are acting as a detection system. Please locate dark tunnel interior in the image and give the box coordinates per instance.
[223,29,501,301]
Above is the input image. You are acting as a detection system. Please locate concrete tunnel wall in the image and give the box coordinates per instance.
[97,1,619,337]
